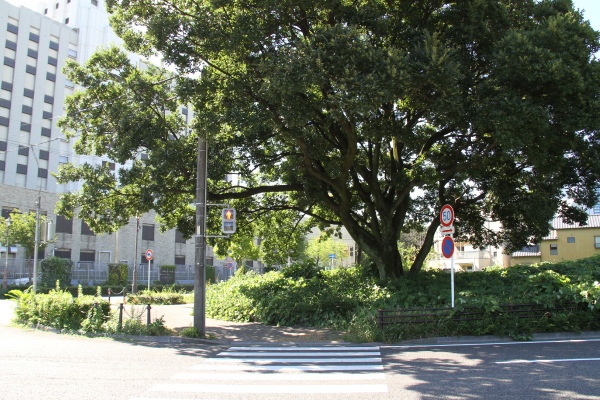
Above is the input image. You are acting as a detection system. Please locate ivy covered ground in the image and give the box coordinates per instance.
[206,256,600,342]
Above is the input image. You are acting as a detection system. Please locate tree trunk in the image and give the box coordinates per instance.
[409,218,440,275]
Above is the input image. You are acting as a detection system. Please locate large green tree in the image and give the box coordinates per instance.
[58,0,600,279]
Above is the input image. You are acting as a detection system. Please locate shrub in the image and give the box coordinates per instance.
[8,287,110,331]
[206,254,600,342]
[107,263,128,286]
[206,265,216,284]
[40,257,73,288]
[127,287,187,305]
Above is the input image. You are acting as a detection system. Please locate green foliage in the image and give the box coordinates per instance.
[206,265,216,284]
[70,0,600,281]
[9,287,110,332]
[0,212,51,261]
[40,257,73,288]
[160,265,177,271]
[127,287,188,305]
[305,235,350,268]
[281,260,323,280]
[180,326,200,338]
[207,255,600,342]
[107,263,128,286]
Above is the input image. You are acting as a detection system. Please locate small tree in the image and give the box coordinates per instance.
[215,235,261,273]
[305,235,349,268]
[0,213,50,283]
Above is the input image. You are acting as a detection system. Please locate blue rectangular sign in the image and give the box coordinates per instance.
[329,254,336,259]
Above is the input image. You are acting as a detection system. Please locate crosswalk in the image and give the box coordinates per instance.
[130,345,388,398]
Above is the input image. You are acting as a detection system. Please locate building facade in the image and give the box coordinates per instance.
[0,0,217,284]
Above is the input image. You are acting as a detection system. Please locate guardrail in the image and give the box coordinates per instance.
[377,302,588,330]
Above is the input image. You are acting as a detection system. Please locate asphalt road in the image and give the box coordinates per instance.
[1,300,600,399]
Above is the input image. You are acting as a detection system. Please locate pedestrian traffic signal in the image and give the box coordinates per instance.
[222,208,236,234]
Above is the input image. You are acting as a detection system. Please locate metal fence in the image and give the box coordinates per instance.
[1,259,238,286]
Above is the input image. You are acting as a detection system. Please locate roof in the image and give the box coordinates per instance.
[550,215,600,230]
[512,245,541,258]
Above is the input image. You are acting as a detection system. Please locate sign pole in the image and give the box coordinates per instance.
[451,253,455,308]
[194,135,207,337]
[147,258,151,290]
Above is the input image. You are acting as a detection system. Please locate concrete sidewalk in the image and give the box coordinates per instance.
[113,301,345,343]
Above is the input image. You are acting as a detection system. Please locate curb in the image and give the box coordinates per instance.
[19,322,600,347]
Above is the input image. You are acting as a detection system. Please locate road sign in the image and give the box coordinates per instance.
[440,226,455,236]
[222,208,237,234]
[329,254,336,259]
[440,204,454,227]
[227,262,233,269]
[441,237,454,258]
[145,249,154,261]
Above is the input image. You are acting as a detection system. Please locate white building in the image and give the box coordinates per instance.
[0,0,216,284]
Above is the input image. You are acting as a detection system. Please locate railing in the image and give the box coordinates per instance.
[2,259,236,286]
[453,250,491,259]
[377,302,588,330]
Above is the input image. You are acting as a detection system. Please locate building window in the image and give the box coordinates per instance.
[54,249,71,259]
[56,215,73,234]
[65,79,74,88]
[595,236,600,249]
[175,230,186,244]
[140,254,154,265]
[56,3,59,8]
[59,156,68,164]
[550,244,558,255]
[91,0,98,5]
[81,220,95,235]
[1,207,17,220]
[68,49,77,59]
[142,224,154,241]
[102,160,115,170]
[206,256,213,266]
[65,18,69,24]
[44,8,48,14]
[567,237,575,243]
[594,204,600,215]
[79,250,95,262]
[174,256,185,265]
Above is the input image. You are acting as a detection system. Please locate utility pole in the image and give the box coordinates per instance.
[32,195,41,293]
[194,135,207,337]
[132,215,140,294]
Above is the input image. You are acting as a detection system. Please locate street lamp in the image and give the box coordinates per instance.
[2,217,12,289]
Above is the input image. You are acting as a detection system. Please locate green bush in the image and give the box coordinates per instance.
[107,263,128,286]
[206,255,600,342]
[40,257,73,288]
[8,287,110,331]
[206,265,216,284]
[127,287,188,305]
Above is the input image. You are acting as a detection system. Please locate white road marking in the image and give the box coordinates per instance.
[150,383,388,393]
[218,351,380,357]
[382,338,600,349]
[172,372,386,380]
[204,357,382,363]
[228,346,379,351]
[496,358,600,364]
[189,364,384,371]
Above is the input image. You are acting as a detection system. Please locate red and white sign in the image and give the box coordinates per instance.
[227,262,233,269]
[441,236,455,258]
[440,204,454,227]
[145,249,154,261]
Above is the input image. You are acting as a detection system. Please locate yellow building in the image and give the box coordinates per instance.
[510,215,600,266]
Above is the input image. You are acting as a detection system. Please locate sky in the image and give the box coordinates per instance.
[6,0,600,32]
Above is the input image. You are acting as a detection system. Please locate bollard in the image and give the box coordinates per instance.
[108,288,112,303]
[118,303,123,330]
[123,287,126,303]
[147,304,151,327]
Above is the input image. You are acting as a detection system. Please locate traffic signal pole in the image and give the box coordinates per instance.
[194,135,208,337]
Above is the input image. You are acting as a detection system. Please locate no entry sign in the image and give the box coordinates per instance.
[441,236,455,258]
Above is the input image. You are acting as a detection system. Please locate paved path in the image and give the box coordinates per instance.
[0,298,345,343]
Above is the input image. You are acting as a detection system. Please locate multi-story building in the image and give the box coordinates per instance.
[0,0,218,284]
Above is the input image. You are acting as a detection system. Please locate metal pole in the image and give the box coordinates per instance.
[451,251,455,308]
[132,216,139,294]
[193,135,207,337]
[2,220,9,289]
[32,195,41,293]
[147,258,151,290]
